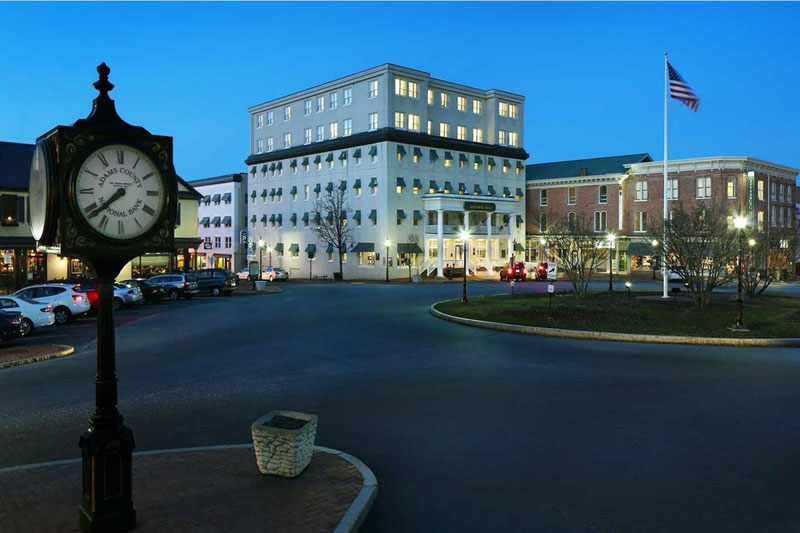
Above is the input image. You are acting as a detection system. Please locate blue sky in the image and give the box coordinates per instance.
[1,2,799,180]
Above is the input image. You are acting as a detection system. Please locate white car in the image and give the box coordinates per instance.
[13,283,92,325]
[114,283,144,310]
[0,295,56,336]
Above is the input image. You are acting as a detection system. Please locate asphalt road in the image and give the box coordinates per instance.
[1,281,800,532]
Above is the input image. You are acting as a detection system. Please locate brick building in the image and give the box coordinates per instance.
[526,154,798,278]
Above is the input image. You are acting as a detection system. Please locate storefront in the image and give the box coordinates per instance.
[0,237,48,293]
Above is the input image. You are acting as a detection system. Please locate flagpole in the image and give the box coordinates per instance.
[662,51,669,298]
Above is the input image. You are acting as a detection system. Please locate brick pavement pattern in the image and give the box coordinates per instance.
[0,447,363,532]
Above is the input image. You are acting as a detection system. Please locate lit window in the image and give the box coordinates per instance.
[394,111,406,129]
[727,177,736,198]
[457,96,466,111]
[266,111,273,126]
[508,132,518,147]
[368,79,379,98]
[635,181,648,201]
[304,185,309,200]
[473,100,482,115]
[509,104,518,118]
[540,189,547,206]
[284,133,291,149]
[568,187,576,205]
[266,137,273,152]
[440,92,449,108]
[502,162,509,174]
[304,100,311,115]
[696,177,711,199]
[457,125,466,141]
[408,81,419,99]
[408,114,420,132]
[316,96,325,112]
[284,105,291,121]
[427,120,432,135]
[368,113,378,131]
[344,87,352,105]
[499,102,508,116]
[427,88,434,105]
[330,92,338,109]
[394,78,407,96]
[304,128,312,144]
[757,210,764,231]
[498,130,506,145]
[598,185,608,204]
[666,179,678,200]
[757,180,764,201]
[343,119,352,136]
[472,128,483,143]
[256,114,263,128]
[439,122,450,138]
[256,139,264,154]
[396,177,404,194]
[315,125,324,142]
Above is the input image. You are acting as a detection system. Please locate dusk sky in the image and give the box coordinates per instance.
[1,2,798,181]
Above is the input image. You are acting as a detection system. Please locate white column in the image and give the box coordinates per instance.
[463,211,470,274]
[436,209,444,277]
[487,212,493,267]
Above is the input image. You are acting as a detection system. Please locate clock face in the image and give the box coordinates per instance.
[74,144,165,241]
[29,143,51,241]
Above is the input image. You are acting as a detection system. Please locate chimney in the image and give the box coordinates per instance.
[579,167,588,176]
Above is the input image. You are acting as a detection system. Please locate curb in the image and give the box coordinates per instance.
[0,345,75,370]
[0,443,377,533]
[429,301,800,347]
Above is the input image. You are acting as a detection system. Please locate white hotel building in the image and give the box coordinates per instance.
[193,173,248,272]
[245,64,528,280]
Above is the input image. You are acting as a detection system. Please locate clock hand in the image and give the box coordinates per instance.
[88,188,126,218]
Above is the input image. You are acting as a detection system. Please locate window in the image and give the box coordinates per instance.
[499,102,509,116]
[498,130,506,145]
[502,162,509,174]
[291,189,297,201]
[316,95,325,112]
[789,185,794,203]
[304,100,311,116]
[540,212,547,232]
[359,252,376,266]
[315,158,322,171]
[757,210,765,231]
[757,180,765,201]
[696,176,711,199]
[457,96,466,111]
[266,111,273,126]
[634,211,648,232]
[427,120,432,135]
[771,181,777,202]
[370,147,377,163]
[509,104,518,118]
[508,132,518,147]
[330,92,338,109]
[337,119,350,138]
[368,112,378,131]
[329,122,338,139]
[291,247,299,258]
[225,236,231,249]
[304,128,312,144]
[440,92,449,108]
[427,88,434,105]
[568,187,576,205]
[666,179,678,200]
[344,87,352,105]
[284,105,291,121]
[439,122,450,138]
[473,100,482,115]
[256,139,264,154]
[267,137,273,152]
[256,114,263,128]
[368,79,379,98]
[314,184,321,198]
[599,185,608,204]
[284,133,291,149]
[316,125,324,142]
[355,183,361,197]
[594,211,607,232]
[1,194,23,226]
[540,190,547,206]
[396,177,404,194]
[370,178,377,196]
[394,78,407,96]
[472,128,483,143]
[771,206,776,226]
[727,177,736,198]
[408,81,419,99]
[214,236,221,248]
[635,181,648,201]
[408,114,420,131]
[457,125,466,141]
[567,212,576,230]
[304,185,309,200]
[394,111,406,129]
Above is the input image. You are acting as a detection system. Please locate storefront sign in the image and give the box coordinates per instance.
[463,201,495,212]
[746,171,755,219]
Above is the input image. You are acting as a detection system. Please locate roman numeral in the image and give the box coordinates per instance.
[84,169,98,177]
[133,157,140,169]
[98,215,109,230]
[97,153,109,168]
[79,188,94,194]
[84,202,98,214]
[146,190,159,197]
[141,172,154,181]
[142,205,155,216]
[134,217,142,229]
[118,220,124,235]
[116,150,124,165]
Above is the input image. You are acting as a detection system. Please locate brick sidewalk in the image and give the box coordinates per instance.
[0,446,369,532]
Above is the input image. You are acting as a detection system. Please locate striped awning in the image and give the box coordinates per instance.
[313,155,321,164]
[211,216,220,225]
[444,181,453,193]
[368,209,377,221]
[369,177,378,187]
[261,189,268,198]
[503,187,511,197]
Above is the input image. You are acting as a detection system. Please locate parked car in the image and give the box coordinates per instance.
[121,279,165,303]
[0,295,55,336]
[191,268,238,296]
[50,277,99,312]
[0,310,23,341]
[13,283,92,324]
[113,283,144,310]
[148,273,199,301]
[500,262,528,282]
[236,268,253,281]
[535,262,549,280]
[263,267,289,282]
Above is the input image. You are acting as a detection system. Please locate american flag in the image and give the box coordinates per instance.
[668,61,699,111]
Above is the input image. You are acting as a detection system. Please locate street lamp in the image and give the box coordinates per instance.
[651,239,659,279]
[461,230,470,303]
[731,215,748,330]
[384,239,391,282]
[267,246,273,268]
[607,233,616,291]
[257,239,265,280]
[539,237,546,263]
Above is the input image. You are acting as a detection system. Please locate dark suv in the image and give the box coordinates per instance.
[148,273,200,301]
[192,269,238,297]
[500,262,528,282]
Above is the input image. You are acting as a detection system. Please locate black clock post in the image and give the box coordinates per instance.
[30,63,178,533]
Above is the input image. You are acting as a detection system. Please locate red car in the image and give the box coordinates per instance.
[49,277,99,311]
[500,262,527,282]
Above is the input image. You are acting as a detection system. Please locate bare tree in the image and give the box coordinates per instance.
[311,188,353,280]
[545,215,603,300]
[649,201,739,308]
[742,234,795,296]
[400,233,421,282]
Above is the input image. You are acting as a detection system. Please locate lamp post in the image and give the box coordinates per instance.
[539,237,546,263]
[731,216,748,330]
[257,239,265,280]
[651,239,659,279]
[460,230,470,303]
[607,233,616,291]
[267,246,273,268]
[384,239,391,282]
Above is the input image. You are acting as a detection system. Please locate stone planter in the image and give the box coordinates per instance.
[254,280,267,291]
[251,410,318,478]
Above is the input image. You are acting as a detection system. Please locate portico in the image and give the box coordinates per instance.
[423,194,520,277]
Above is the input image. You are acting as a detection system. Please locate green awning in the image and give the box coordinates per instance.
[338,180,347,191]
[250,215,257,222]
[269,214,276,222]
[325,153,334,162]
[313,155,321,164]
[326,212,334,223]
[289,244,299,253]
[325,182,334,192]
[340,211,347,220]
[487,157,496,167]
[444,151,453,161]
[222,216,231,226]
[269,188,276,197]
[369,177,378,187]
[368,146,378,156]
[325,244,334,254]
[313,213,321,224]
[276,214,282,224]
[277,187,283,196]
[261,215,268,223]
[261,165,268,173]
[514,243,525,252]
[429,181,439,192]
[352,148,362,158]
[413,147,423,158]
[398,243,424,254]
[353,179,361,189]
[289,159,297,168]
[269,163,276,172]
[459,154,468,163]
[474,156,482,164]
[503,214,510,223]
[516,188,523,197]
[251,190,257,198]
[339,151,347,160]
[626,242,655,256]
[413,179,422,189]
[199,216,210,225]
[301,213,309,222]
[306,244,316,253]
[397,145,406,156]
[302,157,309,166]
[396,177,406,188]
[503,159,511,168]
[211,193,221,203]
[222,193,232,202]
[487,185,496,196]
[368,209,377,220]
[516,215,524,224]
[313,184,321,193]
[458,183,466,193]
[211,216,221,226]
[430,149,439,161]
[516,162,524,170]
[290,213,297,222]
[274,243,284,252]
[276,162,282,170]
[261,189,268,198]
[396,209,407,219]
[250,167,257,174]
[503,187,511,197]
[353,210,361,222]
[413,210,423,221]
[202,195,210,204]
[290,186,297,195]
[351,242,375,253]
[444,181,453,193]
[474,184,482,195]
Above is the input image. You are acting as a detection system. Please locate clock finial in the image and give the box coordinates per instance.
[94,62,115,97]
[72,62,148,134]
